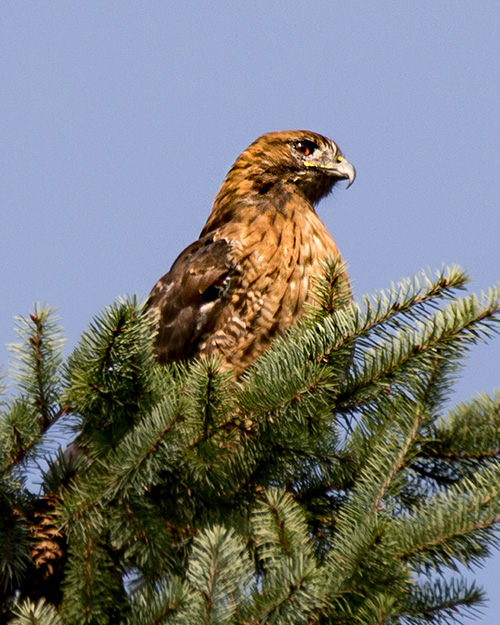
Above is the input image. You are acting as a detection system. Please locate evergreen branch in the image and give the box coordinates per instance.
[252,490,311,565]
[392,462,500,571]
[338,590,397,625]
[108,497,177,581]
[63,297,161,450]
[401,578,485,624]
[309,263,468,334]
[2,306,66,468]
[424,391,500,463]
[9,598,62,625]
[323,400,426,608]
[184,356,236,437]
[60,367,239,535]
[337,285,500,414]
[305,256,353,320]
[60,361,248,530]
[242,555,325,625]
[239,490,328,624]
[394,366,500,499]
[0,400,71,472]
[238,313,353,418]
[238,267,475,419]
[358,265,469,328]
[9,306,65,429]
[65,358,332,522]
[186,525,253,625]
[125,578,196,625]
[62,529,127,625]
[58,391,192,524]
[0,488,31,597]
[0,400,40,468]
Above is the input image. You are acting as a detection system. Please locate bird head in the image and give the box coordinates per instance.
[224,130,355,207]
[206,130,355,232]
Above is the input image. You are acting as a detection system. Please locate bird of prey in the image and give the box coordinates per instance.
[146,130,355,375]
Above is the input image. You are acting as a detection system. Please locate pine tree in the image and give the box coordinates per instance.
[1,264,500,625]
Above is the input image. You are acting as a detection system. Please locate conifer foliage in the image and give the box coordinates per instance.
[1,265,500,624]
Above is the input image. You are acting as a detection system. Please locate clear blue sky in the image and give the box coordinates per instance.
[1,3,499,620]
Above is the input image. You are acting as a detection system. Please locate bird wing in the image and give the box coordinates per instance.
[146,236,239,364]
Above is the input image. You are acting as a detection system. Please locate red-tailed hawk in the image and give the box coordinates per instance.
[147,130,355,375]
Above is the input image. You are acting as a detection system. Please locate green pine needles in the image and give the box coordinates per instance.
[2,265,500,625]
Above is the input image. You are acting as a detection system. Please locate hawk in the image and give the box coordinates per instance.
[146,130,355,375]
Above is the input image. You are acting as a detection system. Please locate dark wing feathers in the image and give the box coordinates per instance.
[146,237,238,364]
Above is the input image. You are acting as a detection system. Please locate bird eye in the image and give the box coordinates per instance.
[294,140,318,157]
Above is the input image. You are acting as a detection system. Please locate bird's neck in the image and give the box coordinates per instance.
[201,168,321,236]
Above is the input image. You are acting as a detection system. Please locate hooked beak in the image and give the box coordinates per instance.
[326,155,356,188]
[304,154,356,188]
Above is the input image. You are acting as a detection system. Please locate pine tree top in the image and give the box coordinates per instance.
[2,265,500,625]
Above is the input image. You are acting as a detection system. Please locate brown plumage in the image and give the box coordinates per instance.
[146,130,355,375]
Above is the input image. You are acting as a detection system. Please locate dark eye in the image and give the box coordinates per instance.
[294,140,319,157]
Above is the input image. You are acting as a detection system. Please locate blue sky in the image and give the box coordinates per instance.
[2,3,499,620]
